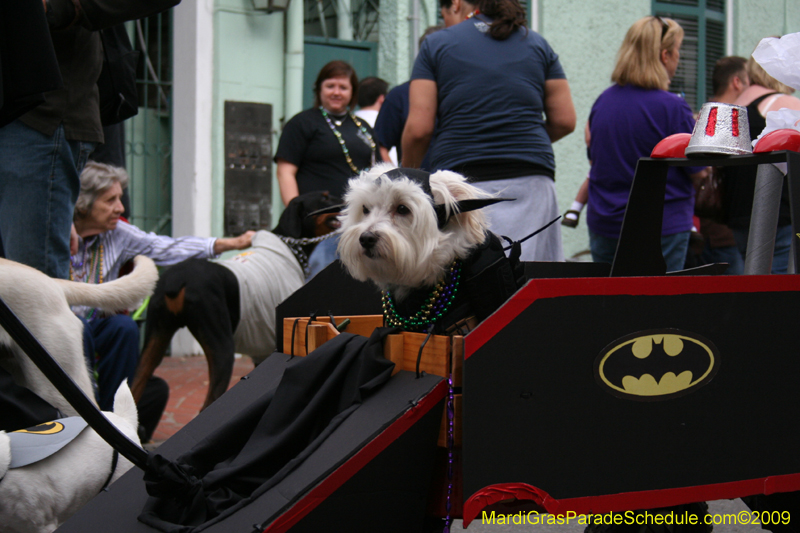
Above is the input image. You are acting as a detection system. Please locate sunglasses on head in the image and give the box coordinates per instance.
[653,15,669,41]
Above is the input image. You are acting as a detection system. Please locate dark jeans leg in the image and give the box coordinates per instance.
[0,120,93,279]
[87,315,140,411]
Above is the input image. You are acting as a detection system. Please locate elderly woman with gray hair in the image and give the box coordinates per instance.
[71,161,253,437]
[72,161,253,288]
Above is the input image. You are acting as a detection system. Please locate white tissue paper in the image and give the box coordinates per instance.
[752,33,800,92]
[750,33,800,167]
[753,108,800,147]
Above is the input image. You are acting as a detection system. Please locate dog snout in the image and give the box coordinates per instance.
[359,231,378,251]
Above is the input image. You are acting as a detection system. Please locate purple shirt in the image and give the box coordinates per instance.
[587,84,702,238]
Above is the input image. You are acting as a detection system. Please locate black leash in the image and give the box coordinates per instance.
[415,324,435,379]
[501,215,561,252]
[0,295,149,471]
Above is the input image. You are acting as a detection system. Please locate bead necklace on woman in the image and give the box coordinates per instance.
[275,60,381,277]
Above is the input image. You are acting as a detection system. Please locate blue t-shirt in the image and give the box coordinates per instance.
[587,84,701,238]
[374,82,409,162]
[411,17,566,174]
[374,81,433,170]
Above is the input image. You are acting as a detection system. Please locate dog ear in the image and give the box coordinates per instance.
[272,194,313,238]
[429,170,492,245]
[112,382,139,431]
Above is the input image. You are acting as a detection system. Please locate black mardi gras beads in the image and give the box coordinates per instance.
[382,259,462,331]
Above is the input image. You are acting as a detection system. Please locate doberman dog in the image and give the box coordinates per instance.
[130,191,341,411]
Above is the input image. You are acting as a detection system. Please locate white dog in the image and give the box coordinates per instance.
[0,255,158,416]
[338,164,517,333]
[0,383,140,533]
[338,164,489,298]
[0,256,156,532]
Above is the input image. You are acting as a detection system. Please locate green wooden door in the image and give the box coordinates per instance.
[303,37,378,110]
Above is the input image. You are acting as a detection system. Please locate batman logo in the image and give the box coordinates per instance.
[595,329,720,401]
[13,421,65,435]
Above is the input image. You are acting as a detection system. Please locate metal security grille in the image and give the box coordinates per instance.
[654,0,726,111]
[124,12,173,235]
[304,0,380,41]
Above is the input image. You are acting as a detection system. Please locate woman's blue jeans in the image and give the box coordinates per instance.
[590,230,691,273]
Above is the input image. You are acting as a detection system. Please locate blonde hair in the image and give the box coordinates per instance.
[747,55,795,95]
[611,16,684,91]
[74,161,129,220]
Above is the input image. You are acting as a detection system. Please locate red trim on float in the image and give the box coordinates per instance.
[463,473,800,528]
[466,275,800,360]
[262,380,448,533]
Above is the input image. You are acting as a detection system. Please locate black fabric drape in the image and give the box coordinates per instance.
[139,328,397,532]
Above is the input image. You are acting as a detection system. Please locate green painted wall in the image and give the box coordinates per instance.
[212,0,286,236]
[378,0,439,86]
[535,0,800,260]
[541,0,649,259]
[204,0,800,255]
[733,0,800,57]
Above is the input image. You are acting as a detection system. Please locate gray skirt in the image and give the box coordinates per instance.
[473,175,564,262]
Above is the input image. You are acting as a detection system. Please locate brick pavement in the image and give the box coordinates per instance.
[149,354,254,445]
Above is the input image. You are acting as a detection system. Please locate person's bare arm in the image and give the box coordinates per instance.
[765,94,800,113]
[543,79,577,143]
[401,79,437,168]
[276,159,300,207]
[213,231,255,254]
[379,146,392,165]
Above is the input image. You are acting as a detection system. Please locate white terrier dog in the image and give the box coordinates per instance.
[338,164,517,333]
[0,383,140,533]
[339,164,489,298]
[0,255,158,416]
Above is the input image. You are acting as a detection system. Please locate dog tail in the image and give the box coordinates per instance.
[56,255,159,312]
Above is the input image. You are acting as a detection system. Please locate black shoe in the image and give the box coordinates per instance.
[562,209,581,228]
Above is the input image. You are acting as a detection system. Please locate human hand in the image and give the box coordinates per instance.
[70,224,79,255]
[234,230,255,249]
[213,230,255,254]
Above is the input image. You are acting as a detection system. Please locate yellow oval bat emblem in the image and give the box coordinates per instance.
[13,421,65,435]
[595,329,720,401]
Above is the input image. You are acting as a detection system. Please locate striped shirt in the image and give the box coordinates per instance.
[70,220,218,318]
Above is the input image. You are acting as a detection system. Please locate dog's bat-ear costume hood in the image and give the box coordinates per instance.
[309,168,512,229]
[380,168,512,229]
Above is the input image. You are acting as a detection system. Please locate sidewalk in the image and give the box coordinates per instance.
[149,354,255,445]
